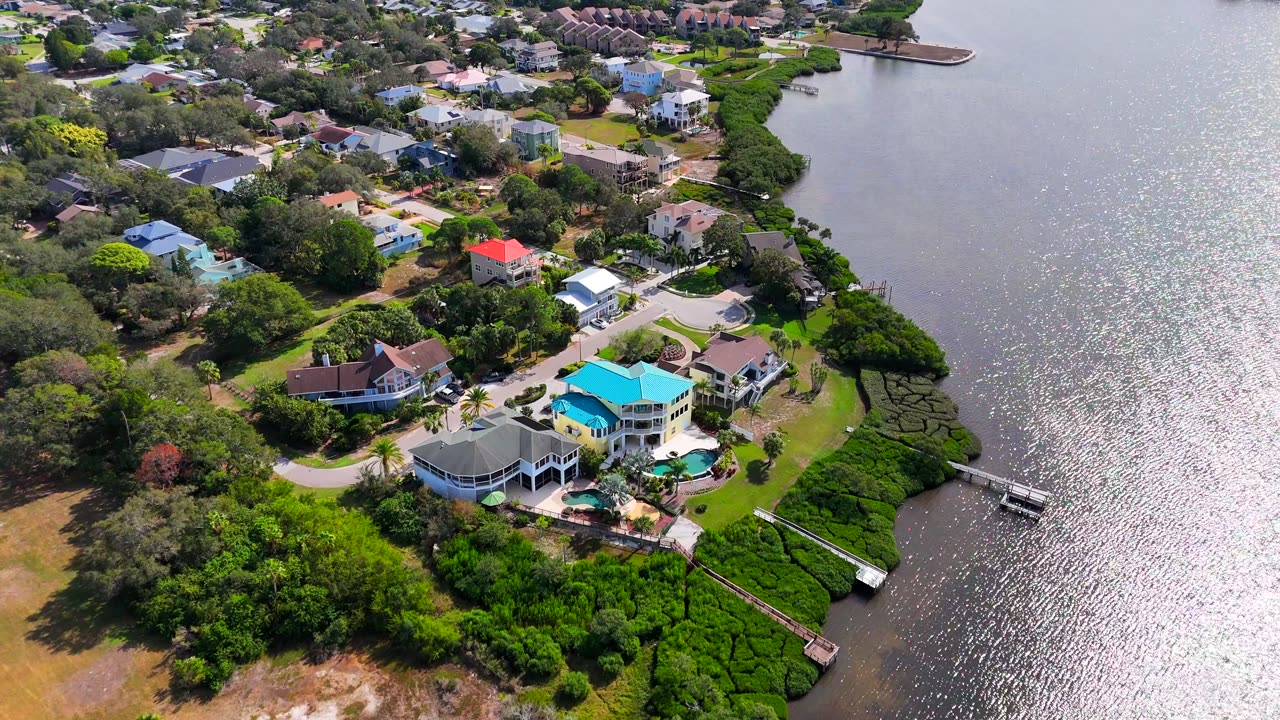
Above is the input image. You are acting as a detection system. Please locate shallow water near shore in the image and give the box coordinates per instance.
[768,0,1280,717]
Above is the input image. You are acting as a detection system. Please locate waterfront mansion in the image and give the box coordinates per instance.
[552,359,694,459]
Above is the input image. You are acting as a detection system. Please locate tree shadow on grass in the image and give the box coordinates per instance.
[745,459,771,485]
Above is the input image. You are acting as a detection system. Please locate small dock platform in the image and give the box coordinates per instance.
[949,462,1051,521]
[753,507,887,591]
[779,82,819,95]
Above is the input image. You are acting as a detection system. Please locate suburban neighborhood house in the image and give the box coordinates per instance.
[554,267,624,327]
[285,338,453,412]
[743,231,829,308]
[124,220,260,284]
[359,213,424,256]
[410,104,465,133]
[562,145,649,191]
[410,407,582,502]
[468,237,542,288]
[673,9,761,40]
[621,60,666,96]
[318,190,360,215]
[648,199,727,254]
[651,88,711,129]
[636,139,682,183]
[553,360,695,459]
[510,119,560,161]
[306,125,366,155]
[687,331,786,408]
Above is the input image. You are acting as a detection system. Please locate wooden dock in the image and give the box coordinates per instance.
[778,82,819,95]
[948,462,1052,521]
[667,540,840,668]
[752,507,887,591]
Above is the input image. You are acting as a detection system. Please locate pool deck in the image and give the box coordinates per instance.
[655,427,719,458]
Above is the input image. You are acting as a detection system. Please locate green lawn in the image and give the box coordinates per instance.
[14,42,41,60]
[224,321,330,390]
[654,48,732,64]
[559,114,641,147]
[654,317,711,349]
[692,365,863,532]
[749,301,834,342]
[297,486,349,500]
[666,266,727,296]
[595,345,618,361]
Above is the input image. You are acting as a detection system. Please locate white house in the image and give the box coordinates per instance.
[555,267,625,327]
[410,104,466,133]
[650,88,710,129]
[437,68,491,92]
[318,190,360,215]
[463,108,512,138]
[647,200,727,254]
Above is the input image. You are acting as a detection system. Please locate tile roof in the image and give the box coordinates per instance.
[409,407,581,477]
[469,238,532,263]
[564,360,695,406]
[318,190,359,206]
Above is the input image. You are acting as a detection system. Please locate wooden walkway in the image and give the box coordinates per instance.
[752,507,887,591]
[948,462,1052,521]
[668,541,839,668]
[779,82,819,95]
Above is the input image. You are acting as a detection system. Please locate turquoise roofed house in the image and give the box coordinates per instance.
[554,360,696,459]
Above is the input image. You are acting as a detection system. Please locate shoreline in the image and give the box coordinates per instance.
[819,32,975,65]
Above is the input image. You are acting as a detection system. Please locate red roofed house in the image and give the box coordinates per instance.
[468,238,541,288]
[318,190,360,215]
[297,36,326,52]
[285,338,454,412]
[647,199,727,255]
[140,72,188,92]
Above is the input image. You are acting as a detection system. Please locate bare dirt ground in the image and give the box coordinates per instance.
[0,483,505,720]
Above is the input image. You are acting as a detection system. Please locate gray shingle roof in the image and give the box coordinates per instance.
[174,155,263,187]
[511,119,558,134]
[410,407,581,476]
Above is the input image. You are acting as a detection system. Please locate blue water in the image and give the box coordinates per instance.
[562,489,609,509]
[653,449,720,478]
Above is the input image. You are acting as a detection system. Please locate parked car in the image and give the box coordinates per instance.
[481,371,509,384]
[589,317,609,330]
[435,388,461,404]
[446,380,465,395]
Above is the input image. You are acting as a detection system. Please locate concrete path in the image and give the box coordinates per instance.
[651,288,750,330]
[372,190,455,225]
[666,516,705,553]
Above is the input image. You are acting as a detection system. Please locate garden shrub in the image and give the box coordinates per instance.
[560,671,590,703]
[821,290,949,376]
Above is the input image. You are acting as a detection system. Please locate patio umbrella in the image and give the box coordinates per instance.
[479,490,507,507]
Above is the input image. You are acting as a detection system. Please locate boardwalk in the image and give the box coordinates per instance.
[779,82,819,95]
[949,462,1052,521]
[752,507,887,591]
[667,541,840,668]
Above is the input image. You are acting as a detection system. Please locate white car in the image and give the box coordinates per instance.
[589,317,609,330]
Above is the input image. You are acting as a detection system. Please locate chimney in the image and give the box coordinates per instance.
[321,353,331,367]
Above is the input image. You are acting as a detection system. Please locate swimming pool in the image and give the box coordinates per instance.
[563,489,610,509]
[652,449,720,480]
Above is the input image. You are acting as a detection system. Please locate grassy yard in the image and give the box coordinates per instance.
[559,114,641,147]
[749,300,835,342]
[692,364,863,531]
[665,266,727,296]
[654,317,711,349]
[223,321,331,390]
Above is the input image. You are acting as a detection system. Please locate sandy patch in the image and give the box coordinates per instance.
[0,566,38,608]
[54,645,137,711]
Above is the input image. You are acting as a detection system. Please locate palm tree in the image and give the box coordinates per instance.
[769,329,788,354]
[694,377,713,402]
[422,407,445,434]
[462,386,494,417]
[537,142,555,167]
[631,514,656,535]
[196,360,220,400]
[461,409,478,427]
[598,472,630,508]
[728,374,746,411]
[367,438,404,478]
[748,401,763,436]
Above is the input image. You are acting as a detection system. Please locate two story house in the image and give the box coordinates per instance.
[410,104,466,133]
[554,267,624,327]
[635,139,681,182]
[305,125,366,156]
[359,214,424,256]
[124,221,261,285]
[647,199,726,254]
[687,331,786,409]
[464,108,513,139]
[510,119,560,161]
[468,237,541,288]
[621,60,666,96]
[562,145,649,191]
[286,338,454,413]
[743,231,827,309]
[318,190,360,215]
[553,360,695,460]
[650,88,710,129]
[410,406,581,502]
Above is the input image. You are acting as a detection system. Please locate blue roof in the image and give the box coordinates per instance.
[126,220,182,241]
[564,360,694,406]
[129,231,203,257]
[376,85,422,100]
[551,392,619,430]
